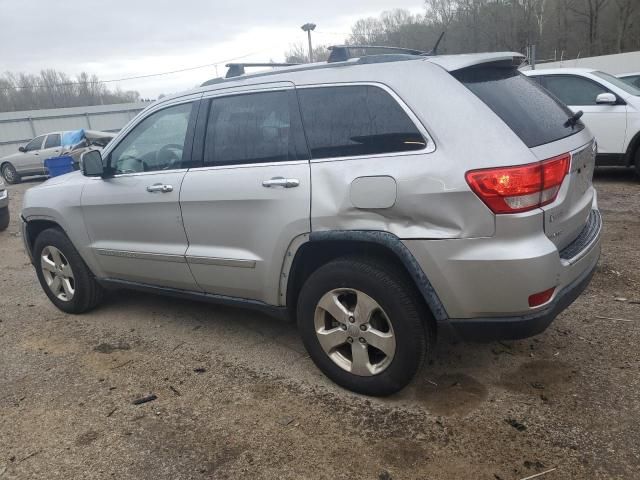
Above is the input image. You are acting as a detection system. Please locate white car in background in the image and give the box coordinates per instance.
[525,68,640,176]
[618,72,640,89]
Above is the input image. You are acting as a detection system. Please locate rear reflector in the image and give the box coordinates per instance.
[465,154,571,214]
[528,287,556,307]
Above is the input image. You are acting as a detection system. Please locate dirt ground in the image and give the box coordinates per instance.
[1,169,639,480]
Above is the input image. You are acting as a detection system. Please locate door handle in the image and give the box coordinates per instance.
[146,183,173,193]
[262,177,299,188]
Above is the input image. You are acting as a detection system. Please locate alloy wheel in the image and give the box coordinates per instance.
[40,246,75,301]
[314,288,396,376]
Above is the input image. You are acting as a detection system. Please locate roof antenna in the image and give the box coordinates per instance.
[425,32,445,56]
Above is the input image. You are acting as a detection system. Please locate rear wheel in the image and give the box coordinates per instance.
[1,163,20,184]
[297,256,430,396]
[33,228,104,313]
[0,207,9,231]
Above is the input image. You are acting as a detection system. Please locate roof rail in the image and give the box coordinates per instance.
[327,45,426,63]
[225,62,300,78]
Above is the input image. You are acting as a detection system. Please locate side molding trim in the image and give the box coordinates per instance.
[98,278,289,321]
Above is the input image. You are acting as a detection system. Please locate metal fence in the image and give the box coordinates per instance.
[0,102,151,158]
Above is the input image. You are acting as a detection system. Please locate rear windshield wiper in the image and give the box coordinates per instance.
[564,110,583,128]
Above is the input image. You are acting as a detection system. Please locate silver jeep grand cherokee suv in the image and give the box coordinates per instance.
[21,50,601,396]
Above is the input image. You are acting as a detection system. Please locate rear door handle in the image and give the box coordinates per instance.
[146,183,173,193]
[262,177,299,188]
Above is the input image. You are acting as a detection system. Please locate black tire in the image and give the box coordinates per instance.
[0,207,9,231]
[297,256,431,396]
[33,228,104,314]
[1,163,21,184]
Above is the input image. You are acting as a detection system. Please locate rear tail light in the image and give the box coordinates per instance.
[528,287,556,307]
[465,154,571,214]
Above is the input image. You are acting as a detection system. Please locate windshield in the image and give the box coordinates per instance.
[592,71,640,96]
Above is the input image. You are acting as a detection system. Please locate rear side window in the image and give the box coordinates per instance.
[542,75,608,105]
[44,134,61,149]
[204,90,306,166]
[453,67,583,148]
[298,85,426,159]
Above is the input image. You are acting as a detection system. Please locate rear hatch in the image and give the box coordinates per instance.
[444,57,595,250]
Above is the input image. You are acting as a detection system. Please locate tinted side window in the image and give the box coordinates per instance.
[543,75,608,105]
[110,103,193,174]
[204,90,304,166]
[454,67,583,148]
[25,136,45,151]
[44,134,61,149]
[298,85,426,159]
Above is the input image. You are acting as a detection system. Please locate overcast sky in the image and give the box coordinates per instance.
[0,1,425,98]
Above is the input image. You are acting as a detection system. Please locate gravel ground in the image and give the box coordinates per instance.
[1,170,639,480]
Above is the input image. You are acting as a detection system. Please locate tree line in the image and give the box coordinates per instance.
[0,70,141,113]
[286,0,640,64]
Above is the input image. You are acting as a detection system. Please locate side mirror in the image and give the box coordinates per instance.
[596,92,617,105]
[81,150,105,177]
[18,146,26,153]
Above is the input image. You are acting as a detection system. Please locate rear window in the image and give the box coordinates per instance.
[453,67,583,148]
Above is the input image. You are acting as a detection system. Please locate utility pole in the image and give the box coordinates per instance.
[301,23,316,63]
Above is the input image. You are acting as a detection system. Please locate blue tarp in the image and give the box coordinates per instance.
[61,129,85,147]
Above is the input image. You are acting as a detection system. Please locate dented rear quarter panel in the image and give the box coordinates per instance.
[307,61,541,240]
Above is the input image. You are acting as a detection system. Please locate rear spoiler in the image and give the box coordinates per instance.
[426,52,526,72]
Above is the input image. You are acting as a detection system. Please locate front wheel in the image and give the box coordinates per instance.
[33,228,104,313]
[1,163,21,184]
[297,256,430,396]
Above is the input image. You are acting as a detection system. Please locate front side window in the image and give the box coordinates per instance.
[44,134,61,149]
[110,103,193,174]
[25,135,45,152]
[204,90,302,166]
[298,85,426,159]
[542,75,609,106]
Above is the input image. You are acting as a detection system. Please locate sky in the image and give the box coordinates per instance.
[0,1,425,98]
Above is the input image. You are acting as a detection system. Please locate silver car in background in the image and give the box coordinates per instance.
[0,130,115,184]
[21,50,602,395]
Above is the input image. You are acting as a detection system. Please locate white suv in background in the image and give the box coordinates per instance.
[525,68,640,176]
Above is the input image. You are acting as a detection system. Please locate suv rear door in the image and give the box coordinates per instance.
[180,83,310,305]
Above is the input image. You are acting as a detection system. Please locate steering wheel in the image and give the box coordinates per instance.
[157,144,183,170]
[115,154,147,174]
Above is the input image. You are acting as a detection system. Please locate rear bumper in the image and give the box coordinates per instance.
[445,249,598,341]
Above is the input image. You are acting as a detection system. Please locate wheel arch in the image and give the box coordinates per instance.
[625,130,640,166]
[283,230,448,323]
[23,218,67,259]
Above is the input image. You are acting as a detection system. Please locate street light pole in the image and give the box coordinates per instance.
[301,23,317,63]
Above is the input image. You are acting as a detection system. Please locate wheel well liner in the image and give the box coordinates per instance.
[286,230,448,322]
[23,219,64,258]
[625,131,640,166]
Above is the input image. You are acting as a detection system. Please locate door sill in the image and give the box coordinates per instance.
[97,278,289,321]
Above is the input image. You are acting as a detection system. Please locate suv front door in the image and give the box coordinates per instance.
[180,85,310,304]
[540,74,627,154]
[81,97,201,290]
